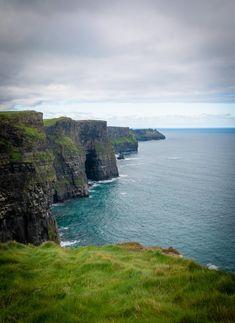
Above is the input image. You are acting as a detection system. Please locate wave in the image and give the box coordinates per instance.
[167,157,182,160]
[61,240,80,247]
[207,263,219,270]
[125,157,139,161]
[52,203,64,207]
[96,178,118,184]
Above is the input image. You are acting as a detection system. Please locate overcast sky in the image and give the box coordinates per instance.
[0,0,235,127]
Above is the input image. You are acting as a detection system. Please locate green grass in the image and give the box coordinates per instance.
[43,117,69,127]
[0,111,36,118]
[54,135,83,155]
[112,136,137,145]
[18,125,45,141]
[0,242,234,322]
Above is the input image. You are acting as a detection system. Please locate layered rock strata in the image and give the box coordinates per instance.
[0,111,59,245]
[45,118,89,202]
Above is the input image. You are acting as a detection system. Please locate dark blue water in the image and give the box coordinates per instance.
[53,129,235,272]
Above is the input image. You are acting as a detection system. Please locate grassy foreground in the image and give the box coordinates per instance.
[0,242,234,323]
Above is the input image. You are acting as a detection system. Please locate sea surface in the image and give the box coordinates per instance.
[53,129,235,272]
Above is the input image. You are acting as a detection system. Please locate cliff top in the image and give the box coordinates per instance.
[0,110,42,123]
[0,241,234,322]
[44,117,107,127]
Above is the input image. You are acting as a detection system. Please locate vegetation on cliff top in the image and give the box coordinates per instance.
[112,135,137,146]
[0,242,234,323]
[43,117,70,127]
[0,111,46,163]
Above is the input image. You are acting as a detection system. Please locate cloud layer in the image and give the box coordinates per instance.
[0,0,235,118]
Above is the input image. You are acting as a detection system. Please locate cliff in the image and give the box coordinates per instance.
[132,128,166,141]
[45,117,89,202]
[108,126,138,153]
[78,121,119,180]
[0,111,119,245]
[0,241,234,322]
[45,118,118,201]
[0,111,59,245]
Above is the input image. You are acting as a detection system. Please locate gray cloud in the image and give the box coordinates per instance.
[0,0,235,110]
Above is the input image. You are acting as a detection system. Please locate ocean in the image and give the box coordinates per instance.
[53,129,235,272]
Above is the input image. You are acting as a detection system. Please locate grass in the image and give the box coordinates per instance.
[0,242,234,323]
[112,136,137,146]
[17,125,46,141]
[54,135,83,155]
[43,117,69,127]
[0,111,36,118]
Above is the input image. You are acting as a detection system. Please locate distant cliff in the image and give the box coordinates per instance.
[108,126,138,153]
[0,111,118,245]
[131,128,165,141]
[0,111,59,245]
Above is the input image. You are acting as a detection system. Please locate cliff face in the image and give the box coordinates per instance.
[0,111,59,245]
[0,112,119,245]
[131,129,166,141]
[78,121,119,181]
[108,126,138,154]
[45,119,118,201]
[45,118,89,202]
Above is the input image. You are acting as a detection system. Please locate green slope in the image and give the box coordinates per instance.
[0,242,234,322]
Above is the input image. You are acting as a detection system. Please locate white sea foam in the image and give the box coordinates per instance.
[96,178,118,184]
[119,174,128,177]
[207,263,219,271]
[125,157,139,161]
[120,192,127,195]
[52,203,64,207]
[61,227,69,230]
[167,157,181,160]
[61,240,80,247]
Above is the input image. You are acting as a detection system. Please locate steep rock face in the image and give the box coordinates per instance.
[78,121,119,180]
[131,129,165,141]
[108,126,138,154]
[0,112,119,245]
[0,111,59,245]
[45,119,118,201]
[45,118,89,202]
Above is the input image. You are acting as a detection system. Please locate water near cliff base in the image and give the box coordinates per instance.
[53,129,235,272]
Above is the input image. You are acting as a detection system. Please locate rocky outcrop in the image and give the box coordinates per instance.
[131,129,165,141]
[0,111,59,245]
[108,126,138,153]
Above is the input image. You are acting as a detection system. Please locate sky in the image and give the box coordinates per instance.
[0,0,235,127]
